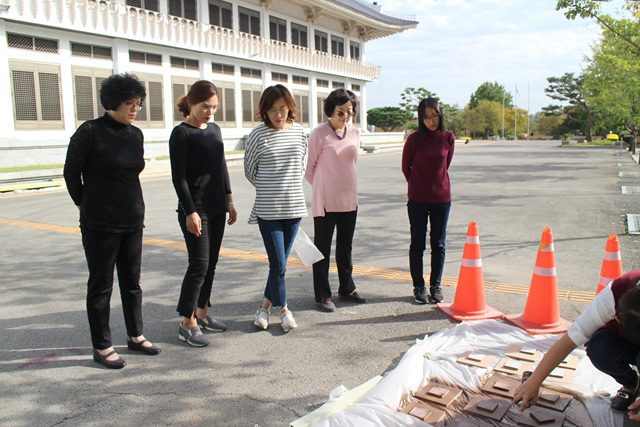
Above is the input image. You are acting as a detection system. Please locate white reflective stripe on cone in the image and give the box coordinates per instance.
[533,266,556,276]
[599,277,614,287]
[461,258,482,268]
[539,243,555,252]
[603,251,621,261]
[465,236,480,244]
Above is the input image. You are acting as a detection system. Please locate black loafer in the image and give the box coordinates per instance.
[127,339,161,355]
[611,385,640,412]
[339,291,366,303]
[93,349,127,369]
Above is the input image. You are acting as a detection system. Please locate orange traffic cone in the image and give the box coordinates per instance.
[596,234,623,294]
[438,222,503,321]
[505,227,571,335]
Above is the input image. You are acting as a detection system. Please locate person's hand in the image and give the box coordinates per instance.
[227,204,237,225]
[186,212,202,236]
[77,205,81,211]
[628,398,640,420]
[513,378,540,412]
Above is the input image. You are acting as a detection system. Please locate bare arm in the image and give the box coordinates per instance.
[513,333,578,410]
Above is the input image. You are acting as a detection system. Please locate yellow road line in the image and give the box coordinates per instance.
[0,217,596,304]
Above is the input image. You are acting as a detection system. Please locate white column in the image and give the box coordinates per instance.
[58,35,76,132]
[360,84,368,132]
[112,39,130,74]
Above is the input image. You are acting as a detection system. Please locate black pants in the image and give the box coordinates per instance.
[82,228,144,350]
[176,212,226,318]
[312,210,357,302]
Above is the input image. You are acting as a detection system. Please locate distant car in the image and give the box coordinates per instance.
[606,133,620,141]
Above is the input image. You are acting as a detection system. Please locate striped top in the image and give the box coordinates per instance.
[244,122,308,224]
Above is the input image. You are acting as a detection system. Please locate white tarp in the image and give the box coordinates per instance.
[310,319,618,426]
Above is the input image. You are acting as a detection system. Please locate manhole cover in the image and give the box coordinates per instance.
[621,186,640,194]
[619,171,640,177]
[628,214,640,234]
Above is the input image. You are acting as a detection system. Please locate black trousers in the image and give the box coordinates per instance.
[176,212,226,318]
[312,210,357,302]
[81,228,144,350]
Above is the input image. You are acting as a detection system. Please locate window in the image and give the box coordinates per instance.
[239,7,260,36]
[317,79,329,88]
[71,43,112,60]
[314,31,328,53]
[10,61,63,130]
[332,81,345,88]
[242,84,262,127]
[169,0,196,20]
[7,33,59,53]
[293,90,309,127]
[351,84,361,92]
[130,51,162,65]
[212,62,234,75]
[209,0,232,29]
[352,109,360,126]
[72,67,110,125]
[291,23,307,48]
[292,75,308,85]
[269,16,287,42]
[171,56,199,70]
[133,73,164,128]
[350,41,360,60]
[241,67,261,79]
[126,0,159,12]
[216,82,236,128]
[331,35,344,57]
[317,95,326,124]
[172,78,191,124]
[272,72,287,83]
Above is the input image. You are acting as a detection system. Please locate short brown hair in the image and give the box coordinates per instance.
[257,84,298,128]
[176,80,218,118]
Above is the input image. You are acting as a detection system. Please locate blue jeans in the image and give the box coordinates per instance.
[407,199,451,289]
[257,217,301,308]
[586,328,640,389]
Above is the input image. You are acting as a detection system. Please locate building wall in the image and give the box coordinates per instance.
[0,0,389,167]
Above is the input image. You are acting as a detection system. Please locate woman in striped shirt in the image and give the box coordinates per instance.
[244,84,308,333]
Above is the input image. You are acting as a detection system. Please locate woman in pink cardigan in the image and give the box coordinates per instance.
[305,88,366,312]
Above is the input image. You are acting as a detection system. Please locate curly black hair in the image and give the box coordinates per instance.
[323,88,358,118]
[617,285,640,346]
[100,73,146,111]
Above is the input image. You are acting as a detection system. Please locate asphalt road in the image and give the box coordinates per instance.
[1,140,639,426]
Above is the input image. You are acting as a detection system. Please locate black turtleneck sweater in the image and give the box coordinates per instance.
[64,113,145,232]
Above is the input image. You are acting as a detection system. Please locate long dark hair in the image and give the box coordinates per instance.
[417,97,446,134]
[618,284,640,345]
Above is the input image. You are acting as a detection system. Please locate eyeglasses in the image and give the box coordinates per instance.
[123,100,143,110]
[267,107,289,117]
[424,114,439,122]
[336,111,354,117]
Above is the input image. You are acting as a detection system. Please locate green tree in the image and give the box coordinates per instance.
[504,108,530,140]
[545,72,596,141]
[465,100,502,139]
[443,103,465,136]
[399,87,438,115]
[469,81,513,109]
[538,105,569,138]
[367,107,414,132]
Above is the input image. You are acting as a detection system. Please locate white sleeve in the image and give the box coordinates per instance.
[567,283,616,346]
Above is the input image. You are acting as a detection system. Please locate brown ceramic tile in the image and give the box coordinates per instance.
[517,406,566,426]
[414,381,463,407]
[494,357,534,376]
[506,344,541,362]
[463,396,511,422]
[535,388,572,412]
[400,399,447,424]
[457,350,497,369]
[482,374,521,398]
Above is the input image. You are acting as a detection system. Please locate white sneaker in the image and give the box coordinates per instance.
[254,307,269,330]
[280,310,297,333]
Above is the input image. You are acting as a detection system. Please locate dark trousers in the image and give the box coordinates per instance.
[257,217,301,308]
[176,212,226,318]
[586,328,640,389]
[407,199,451,289]
[312,210,357,302]
[81,228,144,350]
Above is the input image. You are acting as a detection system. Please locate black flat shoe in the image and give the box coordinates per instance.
[339,291,366,303]
[127,339,161,355]
[93,349,127,369]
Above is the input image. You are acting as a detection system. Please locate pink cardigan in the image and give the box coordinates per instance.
[305,123,359,217]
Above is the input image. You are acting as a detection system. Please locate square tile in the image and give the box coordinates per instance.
[414,381,463,407]
[463,396,511,422]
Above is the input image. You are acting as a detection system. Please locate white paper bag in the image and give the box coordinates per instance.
[293,227,324,267]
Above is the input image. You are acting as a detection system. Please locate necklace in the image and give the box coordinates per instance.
[328,121,347,140]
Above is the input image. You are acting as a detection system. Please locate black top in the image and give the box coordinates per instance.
[169,122,232,215]
[63,113,145,232]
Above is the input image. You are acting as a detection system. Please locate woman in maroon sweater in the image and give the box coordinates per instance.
[401,97,455,304]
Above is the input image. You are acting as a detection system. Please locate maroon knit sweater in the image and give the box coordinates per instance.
[401,129,455,203]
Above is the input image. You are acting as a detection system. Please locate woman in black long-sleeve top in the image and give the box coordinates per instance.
[64,73,160,369]
[170,80,237,348]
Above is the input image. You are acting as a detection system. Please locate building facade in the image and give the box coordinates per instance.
[0,0,416,167]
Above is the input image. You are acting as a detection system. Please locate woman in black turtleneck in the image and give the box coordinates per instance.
[64,73,160,369]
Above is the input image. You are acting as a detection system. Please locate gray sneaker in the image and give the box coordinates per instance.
[254,307,269,330]
[197,315,227,332]
[178,323,209,347]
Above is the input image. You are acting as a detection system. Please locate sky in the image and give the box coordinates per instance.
[364,0,628,114]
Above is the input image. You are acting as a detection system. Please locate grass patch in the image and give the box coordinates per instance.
[0,164,64,173]
[567,140,619,146]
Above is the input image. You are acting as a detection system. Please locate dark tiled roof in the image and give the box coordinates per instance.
[331,0,417,26]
